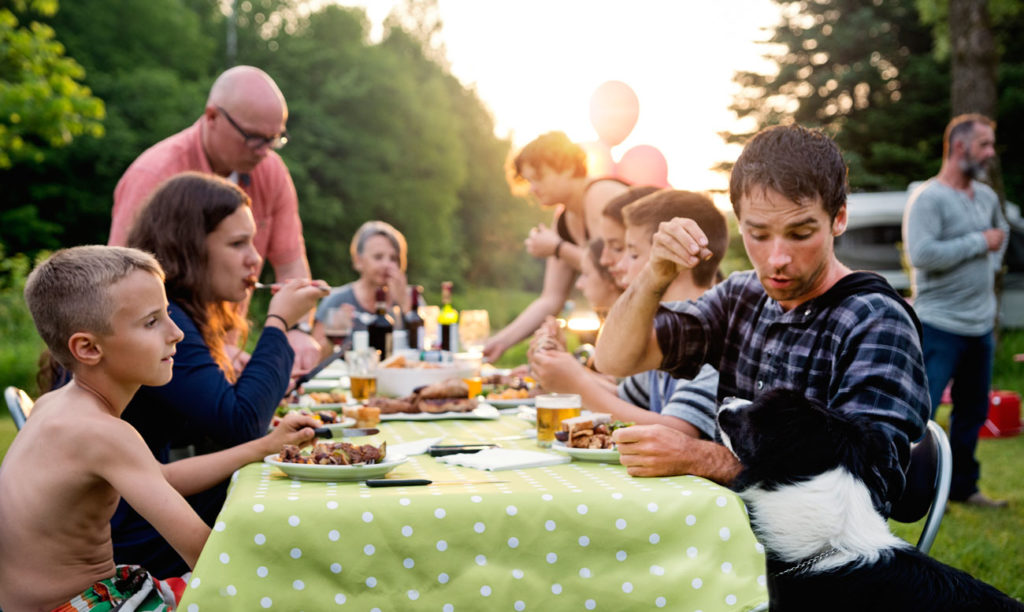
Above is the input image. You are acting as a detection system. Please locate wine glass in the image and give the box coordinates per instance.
[324,303,355,352]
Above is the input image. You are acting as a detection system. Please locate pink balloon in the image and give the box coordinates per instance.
[580,140,615,178]
[616,145,670,188]
[589,81,639,147]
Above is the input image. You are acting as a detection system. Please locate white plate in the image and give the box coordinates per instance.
[552,441,620,463]
[379,404,500,421]
[484,397,535,407]
[293,402,349,411]
[270,414,355,433]
[301,379,344,392]
[264,453,407,482]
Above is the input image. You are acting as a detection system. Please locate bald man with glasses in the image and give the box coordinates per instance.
[111,65,321,373]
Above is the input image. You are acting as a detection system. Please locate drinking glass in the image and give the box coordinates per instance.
[535,393,582,448]
[419,305,441,350]
[324,303,355,352]
[459,309,490,353]
[345,349,379,401]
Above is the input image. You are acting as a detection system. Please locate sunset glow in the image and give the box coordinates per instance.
[345,0,782,201]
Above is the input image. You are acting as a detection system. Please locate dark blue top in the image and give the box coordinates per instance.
[111,300,293,578]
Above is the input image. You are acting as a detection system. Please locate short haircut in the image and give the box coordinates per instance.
[729,124,848,221]
[509,131,587,191]
[944,113,996,159]
[623,189,728,287]
[601,185,662,225]
[585,238,617,286]
[350,220,408,272]
[24,245,163,368]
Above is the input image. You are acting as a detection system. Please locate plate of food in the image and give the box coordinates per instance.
[552,441,620,463]
[481,374,535,407]
[368,379,500,421]
[265,441,406,482]
[271,407,356,432]
[291,390,348,408]
[551,413,632,463]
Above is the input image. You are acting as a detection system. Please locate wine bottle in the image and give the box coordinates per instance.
[403,285,425,351]
[438,281,459,352]
[368,286,394,359]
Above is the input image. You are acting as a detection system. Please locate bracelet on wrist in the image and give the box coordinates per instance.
[266,313,289,329]
[554,240,566,259]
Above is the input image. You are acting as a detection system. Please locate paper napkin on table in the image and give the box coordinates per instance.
[436,448,570,471]
[388,437,444,457]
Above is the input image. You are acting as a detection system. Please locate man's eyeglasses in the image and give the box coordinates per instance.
[216,106,288,150]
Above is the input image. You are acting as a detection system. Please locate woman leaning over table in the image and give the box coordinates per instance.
[482,132,629,362]
[113,171,328,579]
[311,220,412,355]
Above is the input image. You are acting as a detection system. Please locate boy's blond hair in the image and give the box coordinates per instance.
[25,245,164,368]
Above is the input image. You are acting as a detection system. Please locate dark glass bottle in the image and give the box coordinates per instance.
[368,286,394,358]
[403,285,425,351]
[438,281,459,352]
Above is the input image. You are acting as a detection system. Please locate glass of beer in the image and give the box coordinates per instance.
[535,393,582,448]
[345,348,379,401]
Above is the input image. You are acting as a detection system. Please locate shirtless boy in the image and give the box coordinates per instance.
[0,245,318,611]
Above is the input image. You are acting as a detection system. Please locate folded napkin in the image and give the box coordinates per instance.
[388,437,445,457]
[436,448,570,471]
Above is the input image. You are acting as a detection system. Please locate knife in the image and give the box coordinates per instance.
[313,427,379,438]
[427,444,498,457]
[365,479,509,487]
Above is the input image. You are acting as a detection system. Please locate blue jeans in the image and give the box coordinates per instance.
[922,322,995,500]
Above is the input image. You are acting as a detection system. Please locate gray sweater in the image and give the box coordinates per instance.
[902,179,1008,336]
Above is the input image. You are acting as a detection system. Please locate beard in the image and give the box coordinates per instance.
[959,152,989,181]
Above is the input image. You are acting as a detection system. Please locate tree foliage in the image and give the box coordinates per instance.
[725,0,949,192]
[0,0,547,294]
[725,0,1023,203]
[0,0,104,168]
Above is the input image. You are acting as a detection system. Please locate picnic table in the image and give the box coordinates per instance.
[179,413,769,610]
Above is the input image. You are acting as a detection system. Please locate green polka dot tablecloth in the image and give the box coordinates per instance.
[180,415,768,611]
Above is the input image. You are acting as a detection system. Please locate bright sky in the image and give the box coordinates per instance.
[341,0,782,198]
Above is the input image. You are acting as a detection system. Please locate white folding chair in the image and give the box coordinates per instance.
[4,386,34,431]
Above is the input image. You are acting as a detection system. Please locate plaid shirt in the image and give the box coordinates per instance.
[655,270,929,510]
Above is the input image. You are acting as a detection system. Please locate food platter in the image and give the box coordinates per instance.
[264,453,408,482]
[552,441,620,463]
[379,404,500,421]
[484,397,535,408]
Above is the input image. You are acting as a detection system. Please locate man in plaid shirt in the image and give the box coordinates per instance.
[595,125,929,514]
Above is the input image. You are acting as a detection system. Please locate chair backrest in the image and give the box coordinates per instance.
[4,386,34,430]
[890,420,952,554]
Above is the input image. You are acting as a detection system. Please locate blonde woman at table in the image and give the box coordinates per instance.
[111,172,328,579]
[312,220,412,356]
[0,245,320,611]
[529,190,727,442]
[483,132,629,362]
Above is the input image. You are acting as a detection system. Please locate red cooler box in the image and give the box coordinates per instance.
[980,391,1022,438]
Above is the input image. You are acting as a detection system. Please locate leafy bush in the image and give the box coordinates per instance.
[0,247,46,396]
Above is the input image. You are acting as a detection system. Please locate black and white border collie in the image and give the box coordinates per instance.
[717,388,1023,612]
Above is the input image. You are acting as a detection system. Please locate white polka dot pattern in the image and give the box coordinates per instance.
[177,417,766,609]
